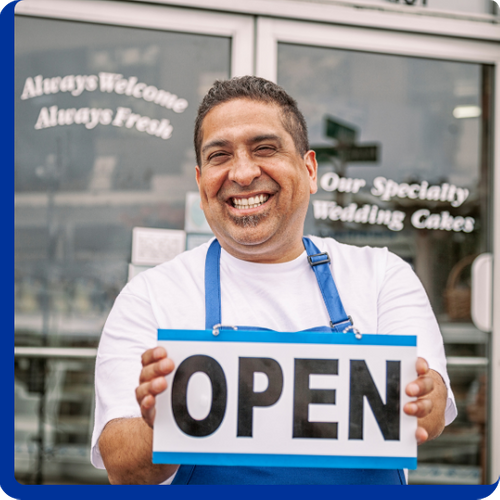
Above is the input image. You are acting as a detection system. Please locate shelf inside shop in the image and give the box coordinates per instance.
[446,356,488,367]
[15,313,107,339]
[439,323,489,344]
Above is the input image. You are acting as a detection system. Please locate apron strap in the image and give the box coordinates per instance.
[205,237,353,332]
[205,238,222,330]
[302,237,352,333]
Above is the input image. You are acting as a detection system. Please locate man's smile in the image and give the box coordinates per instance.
[231,193,271,210]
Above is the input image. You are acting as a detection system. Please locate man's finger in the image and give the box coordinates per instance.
[141,346,167,367]
[406,374,434,398]
[135,377,168,404]
[140,395,156,428]
[139,357,175,383]
[415,426,429,445]
[416,357,429,376]
[404,398,433,418]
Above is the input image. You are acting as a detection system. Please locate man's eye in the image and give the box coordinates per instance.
[208,152,228,162]
[256,146,276,155]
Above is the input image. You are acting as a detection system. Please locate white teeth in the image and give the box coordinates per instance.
[233,194,269,209]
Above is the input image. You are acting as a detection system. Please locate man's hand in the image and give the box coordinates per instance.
[404,357,447,445]
[99,348,177,484]
[135,347,175,428]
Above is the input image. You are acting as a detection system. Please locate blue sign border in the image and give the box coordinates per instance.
[157,329,417,346]
[153,452,417,470]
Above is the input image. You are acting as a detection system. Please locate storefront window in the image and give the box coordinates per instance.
[278,43,492,484]
[15,15,230,483]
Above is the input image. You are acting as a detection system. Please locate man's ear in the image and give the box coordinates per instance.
[195,166,203,209]
[195,165,201,187]
[304,150,318,194]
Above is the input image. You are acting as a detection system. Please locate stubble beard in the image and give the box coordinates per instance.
[229,211,270,227]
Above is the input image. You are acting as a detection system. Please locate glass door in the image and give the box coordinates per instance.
[14,0,253,483]
[257,17,499,485]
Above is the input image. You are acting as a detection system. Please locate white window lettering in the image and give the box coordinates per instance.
[34,107,51,129]
[112,107,131,127]
[146,119,160,135]
[142,85,158,102]
[172,98,188,113]
[60,75,75,93]
[320,172,339,192]
[370,177,386,197]
[99,109,113,126]
[99,72,121,93]
[132,83,146,98]
[21,77,37,100]
[86,75,98,92]
[135,116,151,132]
[73,75,87,96]
[114,79,128,95]
[74,107,90,125]
[86,108,101,129]
[411,209,429,229]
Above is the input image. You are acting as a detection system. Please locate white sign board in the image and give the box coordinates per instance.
[153,330,417,469]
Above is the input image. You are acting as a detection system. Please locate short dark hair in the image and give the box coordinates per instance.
[194,76,309,166]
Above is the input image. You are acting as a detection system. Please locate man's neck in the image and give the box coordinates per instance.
[217,236,306,264]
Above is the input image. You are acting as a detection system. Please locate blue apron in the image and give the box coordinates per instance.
[171,237,406,485]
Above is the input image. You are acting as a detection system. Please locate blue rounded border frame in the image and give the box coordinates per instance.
[1,1,498,498]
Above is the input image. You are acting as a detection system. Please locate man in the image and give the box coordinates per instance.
[91,76,456,485]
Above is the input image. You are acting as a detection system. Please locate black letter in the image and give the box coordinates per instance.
[237,357,283,437]
[349,360,400,441]
[293,359,338,439]
[171,355,227,437]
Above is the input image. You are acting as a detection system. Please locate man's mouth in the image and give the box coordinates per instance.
[231,194,270,209]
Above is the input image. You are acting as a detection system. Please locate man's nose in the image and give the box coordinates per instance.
[228,154,262,186]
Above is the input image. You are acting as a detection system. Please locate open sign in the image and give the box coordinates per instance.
[153,330,417,469]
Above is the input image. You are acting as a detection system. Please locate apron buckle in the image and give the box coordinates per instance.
[212,324,238,336]
[307,252,330,267]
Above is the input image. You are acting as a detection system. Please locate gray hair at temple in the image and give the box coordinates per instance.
[194,76,309,167]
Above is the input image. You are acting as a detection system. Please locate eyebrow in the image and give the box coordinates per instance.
[202,134,283,157]
[201,139,231,156]
[248,134,283,146]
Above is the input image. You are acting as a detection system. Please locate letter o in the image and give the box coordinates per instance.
[171,355,227,437]
[320,172,339,192]
[143,85,158,102]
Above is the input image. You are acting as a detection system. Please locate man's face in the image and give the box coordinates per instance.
[196,98,317,263]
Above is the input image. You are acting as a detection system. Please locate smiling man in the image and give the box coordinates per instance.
[92,76,456,485]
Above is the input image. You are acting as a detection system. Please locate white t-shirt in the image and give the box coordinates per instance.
[91,235,456,471]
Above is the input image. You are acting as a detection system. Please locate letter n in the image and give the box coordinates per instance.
[349,360,400,441]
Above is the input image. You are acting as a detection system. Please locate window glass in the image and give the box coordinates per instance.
[278,42,492,484]
[15,17,230,349]
[15,16,230,484]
